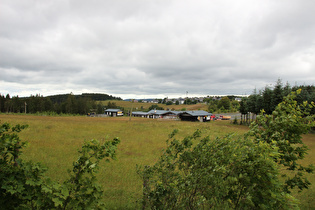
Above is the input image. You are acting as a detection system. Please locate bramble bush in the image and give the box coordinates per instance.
[0,122,120,209]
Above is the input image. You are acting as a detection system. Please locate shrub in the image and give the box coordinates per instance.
[137,129,297,209]
[0,122,120,209]
[247,89,314,192]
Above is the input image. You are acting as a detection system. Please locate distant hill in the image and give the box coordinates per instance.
[47,93,122,104]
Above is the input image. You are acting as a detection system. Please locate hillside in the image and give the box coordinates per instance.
[47,93,122,104]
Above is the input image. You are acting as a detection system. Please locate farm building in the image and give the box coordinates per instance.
[178,110,212,122]
[147,110,178,119]
[132,110,179,119]
[104,109,124,117]
[132,111,149,118]
[131,110,212,122]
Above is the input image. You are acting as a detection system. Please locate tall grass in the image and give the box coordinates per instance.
[0,114,314,209]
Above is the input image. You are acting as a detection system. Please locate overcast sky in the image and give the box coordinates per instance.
[1,0,314,99]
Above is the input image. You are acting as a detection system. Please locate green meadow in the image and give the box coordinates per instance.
[1,114,314,209]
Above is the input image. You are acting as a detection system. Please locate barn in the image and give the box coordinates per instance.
[178,110,211,122]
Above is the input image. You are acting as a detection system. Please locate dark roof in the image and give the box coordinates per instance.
[180,110,211,116]
[105,109,122,112]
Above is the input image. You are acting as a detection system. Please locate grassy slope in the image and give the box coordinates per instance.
[0,114,314,209]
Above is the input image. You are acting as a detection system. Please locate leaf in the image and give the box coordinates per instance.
[61,187,69,197]
[52,197,63,207]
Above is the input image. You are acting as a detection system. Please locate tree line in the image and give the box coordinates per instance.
[238,79,315,124]
[0,93,122,115]
[206,96,240,113]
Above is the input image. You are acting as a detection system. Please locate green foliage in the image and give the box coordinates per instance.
[207,97,239,113]
[248,89,315,193]
[137,90,313,208]
[239,97,248,115]
[262,86,274,114]
[148,104,164,111]
[231,100,240,111]
[247,89,263,115]
[0,93,122,115]
[207,100,218,113]
[292,85,315,115]
[166,101,173,105]
[80,93,122,101]
[0,122,120,209]
[240,80,315,116]
[138,129,297,209]
[60,137,120,209]
[232,116,238,124]
[218,96,231,110]
[239,98,251,125]
[97,103,104,114]
[184,98,198,105]
[106,101,118,109]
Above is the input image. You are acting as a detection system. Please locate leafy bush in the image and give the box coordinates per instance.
[137,90,314,209]
[137,129,297,209]
[148,104,164,111]
[248,89,314,192]
[0,122,120,209]
[166,101,173,105]
[232,116,238,124]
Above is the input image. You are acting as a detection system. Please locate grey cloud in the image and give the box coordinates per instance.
[1,0,315,98]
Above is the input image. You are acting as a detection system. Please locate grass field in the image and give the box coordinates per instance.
[1,114,314,209]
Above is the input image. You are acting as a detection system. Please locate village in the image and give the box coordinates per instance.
[126,96,242,105]
[99,96,239,121]
[103,108,231,122]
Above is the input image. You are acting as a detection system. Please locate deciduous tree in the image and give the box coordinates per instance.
[218,96,230,110]
[248,89,314,192]
[138,130,297,209]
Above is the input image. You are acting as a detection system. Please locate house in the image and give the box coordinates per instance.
[178,98,185,104]
[178,110,212,122]
[104,109,123,117]
[131,109,212,122]
[132,111,149,118]
[147,110,178,119]
[132,110,180,119]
